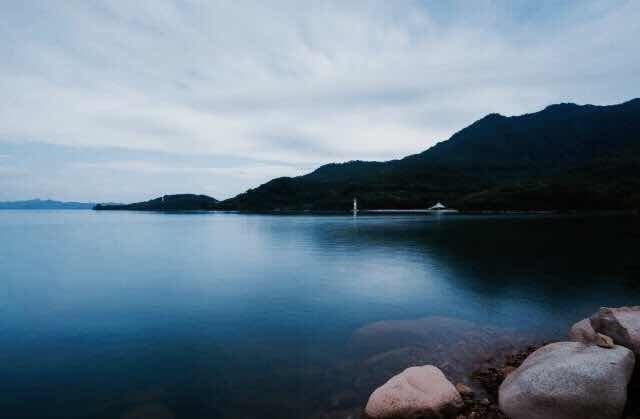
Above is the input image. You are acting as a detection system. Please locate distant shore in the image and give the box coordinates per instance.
[90,207,639,216]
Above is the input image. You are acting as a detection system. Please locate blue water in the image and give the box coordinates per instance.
[1,211,639,418]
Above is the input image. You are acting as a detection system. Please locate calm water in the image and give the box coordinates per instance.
[1,211,639,418]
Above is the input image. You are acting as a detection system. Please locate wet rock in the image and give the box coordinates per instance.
[351,317,520,358]
[597,333,615,348]
[364,365,463,419]
[351,316,536,395]
[501,366,516,376]
[568,318,598,343]
[591,306,640,355]
[455,383,474,399]
[354,345,434,395]
[499,341,635,419]
[471,368,504,398]
[571,313,622,348]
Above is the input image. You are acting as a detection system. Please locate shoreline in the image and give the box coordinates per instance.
[89,207,639,216]
[355,307,640,419]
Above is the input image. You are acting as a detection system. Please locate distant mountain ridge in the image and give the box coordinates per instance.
[94,194,218,211]
[93,98,640,212]
[219,98,640,211]
[0,199,95,210]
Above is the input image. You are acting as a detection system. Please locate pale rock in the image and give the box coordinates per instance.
[455,383,474,398]
[364,365,463,419]
[596,333,615,348]
[499,341,634,419]
[591,306,640,355]
[568,318,598,344]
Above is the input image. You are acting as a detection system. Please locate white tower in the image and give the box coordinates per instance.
[353,197,358,216]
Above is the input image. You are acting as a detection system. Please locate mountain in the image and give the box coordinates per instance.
[219,98,640,211]
[94,194,218,211]
[0,199,95,210]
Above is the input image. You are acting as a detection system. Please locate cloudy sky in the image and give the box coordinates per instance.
[1,0,639,202]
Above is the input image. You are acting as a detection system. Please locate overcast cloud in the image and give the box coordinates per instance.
[1,0,639,201]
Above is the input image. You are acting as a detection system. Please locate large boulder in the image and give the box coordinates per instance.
[499,341,635,419]
[591,306,640,355]
[364,365,463,419]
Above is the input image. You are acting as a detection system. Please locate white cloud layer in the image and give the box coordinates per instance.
[0,0,639,200]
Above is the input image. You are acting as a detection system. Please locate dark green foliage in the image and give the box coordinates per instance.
[220,98,640,211]
[94,194,218,211]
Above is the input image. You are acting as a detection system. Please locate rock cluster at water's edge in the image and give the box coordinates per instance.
[360,306,640,419]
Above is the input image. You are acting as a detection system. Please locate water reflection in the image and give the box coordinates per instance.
[0,211,639,418]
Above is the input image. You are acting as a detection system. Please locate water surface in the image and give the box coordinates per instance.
[1,211,639,418]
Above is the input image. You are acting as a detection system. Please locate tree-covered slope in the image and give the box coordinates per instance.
[221,98,640,211]
[94,194,218,211]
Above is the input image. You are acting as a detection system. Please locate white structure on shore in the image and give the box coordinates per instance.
[428,202,446,210]
[361,201,458,214]
[353,197,358,216]
[427,202,458,213]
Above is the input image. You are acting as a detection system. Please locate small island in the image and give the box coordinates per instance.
[94,194,219,211]
[0,199,95,210]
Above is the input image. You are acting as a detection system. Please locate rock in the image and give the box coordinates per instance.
[568,318,598,344]
[350,317,536,360]
[597,333,615,348]
[455,383,474,398]
[569,307,640,350]
[591,306,640,355]
[499,341,635,419]
[354,345,435,395]
[364,365,463,419]
[501,366,516,376]
[351,316,537,395]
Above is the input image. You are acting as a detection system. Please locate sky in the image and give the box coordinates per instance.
[1,0,639,202]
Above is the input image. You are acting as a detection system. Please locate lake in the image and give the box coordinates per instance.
[1,211,639,418]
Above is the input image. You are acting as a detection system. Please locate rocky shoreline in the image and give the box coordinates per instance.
[356,306,640,419]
